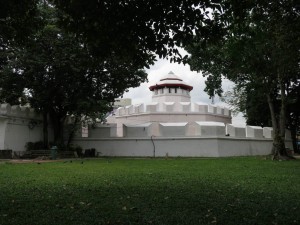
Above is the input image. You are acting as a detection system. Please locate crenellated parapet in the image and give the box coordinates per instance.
[115,102,231,118]
[0,103,42,120]
[101,122,292,141]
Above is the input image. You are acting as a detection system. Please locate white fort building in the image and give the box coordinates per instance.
[72,71,292,157]
[106,71,231,137]
[0,71,292,157]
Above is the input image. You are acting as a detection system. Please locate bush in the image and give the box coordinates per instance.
[25,141,44,151]
[75,145,83,157]
[25,142,34,151]
[84,148,96,157]
[66,144,83,156]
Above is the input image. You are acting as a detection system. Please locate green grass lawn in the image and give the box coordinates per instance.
[0,157,299,225]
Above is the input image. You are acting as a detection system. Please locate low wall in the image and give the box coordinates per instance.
[0,103,53,152]
[72,137,292,157]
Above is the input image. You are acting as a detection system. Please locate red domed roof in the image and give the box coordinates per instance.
[149,71,193,91]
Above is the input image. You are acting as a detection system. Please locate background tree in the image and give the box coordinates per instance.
[185,0,300,158]
[221,85,274,127]
[0,0,39,68]
[286,82,300,152]
[222,82,300,153]
[0,4,148,147]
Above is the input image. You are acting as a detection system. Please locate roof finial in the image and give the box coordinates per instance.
[168,71,174,74]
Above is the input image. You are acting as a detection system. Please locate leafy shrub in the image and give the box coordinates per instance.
[66,144,83,156]
[75,146,83,157]
[25,141,44,151]
[84,148,96,157]
[25,142,34,151]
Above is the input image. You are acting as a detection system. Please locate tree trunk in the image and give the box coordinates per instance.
[266,74,288,160]
[279,77,288,156]
[290,123,298,153]
[266,93,285,159]
[43,110,49,149]
[279,78,286,143]
[50,110,65,147]
[67,116,80,148]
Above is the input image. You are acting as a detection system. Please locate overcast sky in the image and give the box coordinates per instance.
[123,56,246,125]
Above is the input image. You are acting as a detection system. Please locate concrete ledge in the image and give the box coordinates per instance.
[196,122,226,136]
[216,106,223,115]
[163,102,175,112]
[146,102,158,113]
[179,102,191,112]
[226,124,246,137]
[159,122,187,137]
[0,104,11,115]
[224,108,230,116]
[124,123,152,137]
[88,124,117,138]
[20,106,29,117]
[263,127,273,139]
[133,104,144,114]
[125,105,134,114]
[246,126,263,138]
[194,104,208,113]
[11,105,21,116]
[208,105,216,114]
[117,107,125,116]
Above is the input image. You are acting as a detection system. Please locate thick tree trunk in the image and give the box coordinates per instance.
[279,79,286,143]
[266,74,288,160]
[266,93,286,160]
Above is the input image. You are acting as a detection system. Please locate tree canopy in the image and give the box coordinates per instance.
[0,0,39,73]
[0,3,148,145]
[185,0,300,158]
[0,1,223,147]
[53,0,223,63]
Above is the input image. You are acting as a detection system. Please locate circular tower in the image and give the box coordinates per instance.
[149,71,193,103]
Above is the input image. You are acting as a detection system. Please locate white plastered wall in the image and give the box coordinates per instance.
[72,137,279,157]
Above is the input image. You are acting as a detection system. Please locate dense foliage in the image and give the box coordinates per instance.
[221,85,274,127]
[0,1,223,146]
[0,4,148,145]
[186,0,300,157]
[0,0,39,79]
[53,0,223,63]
